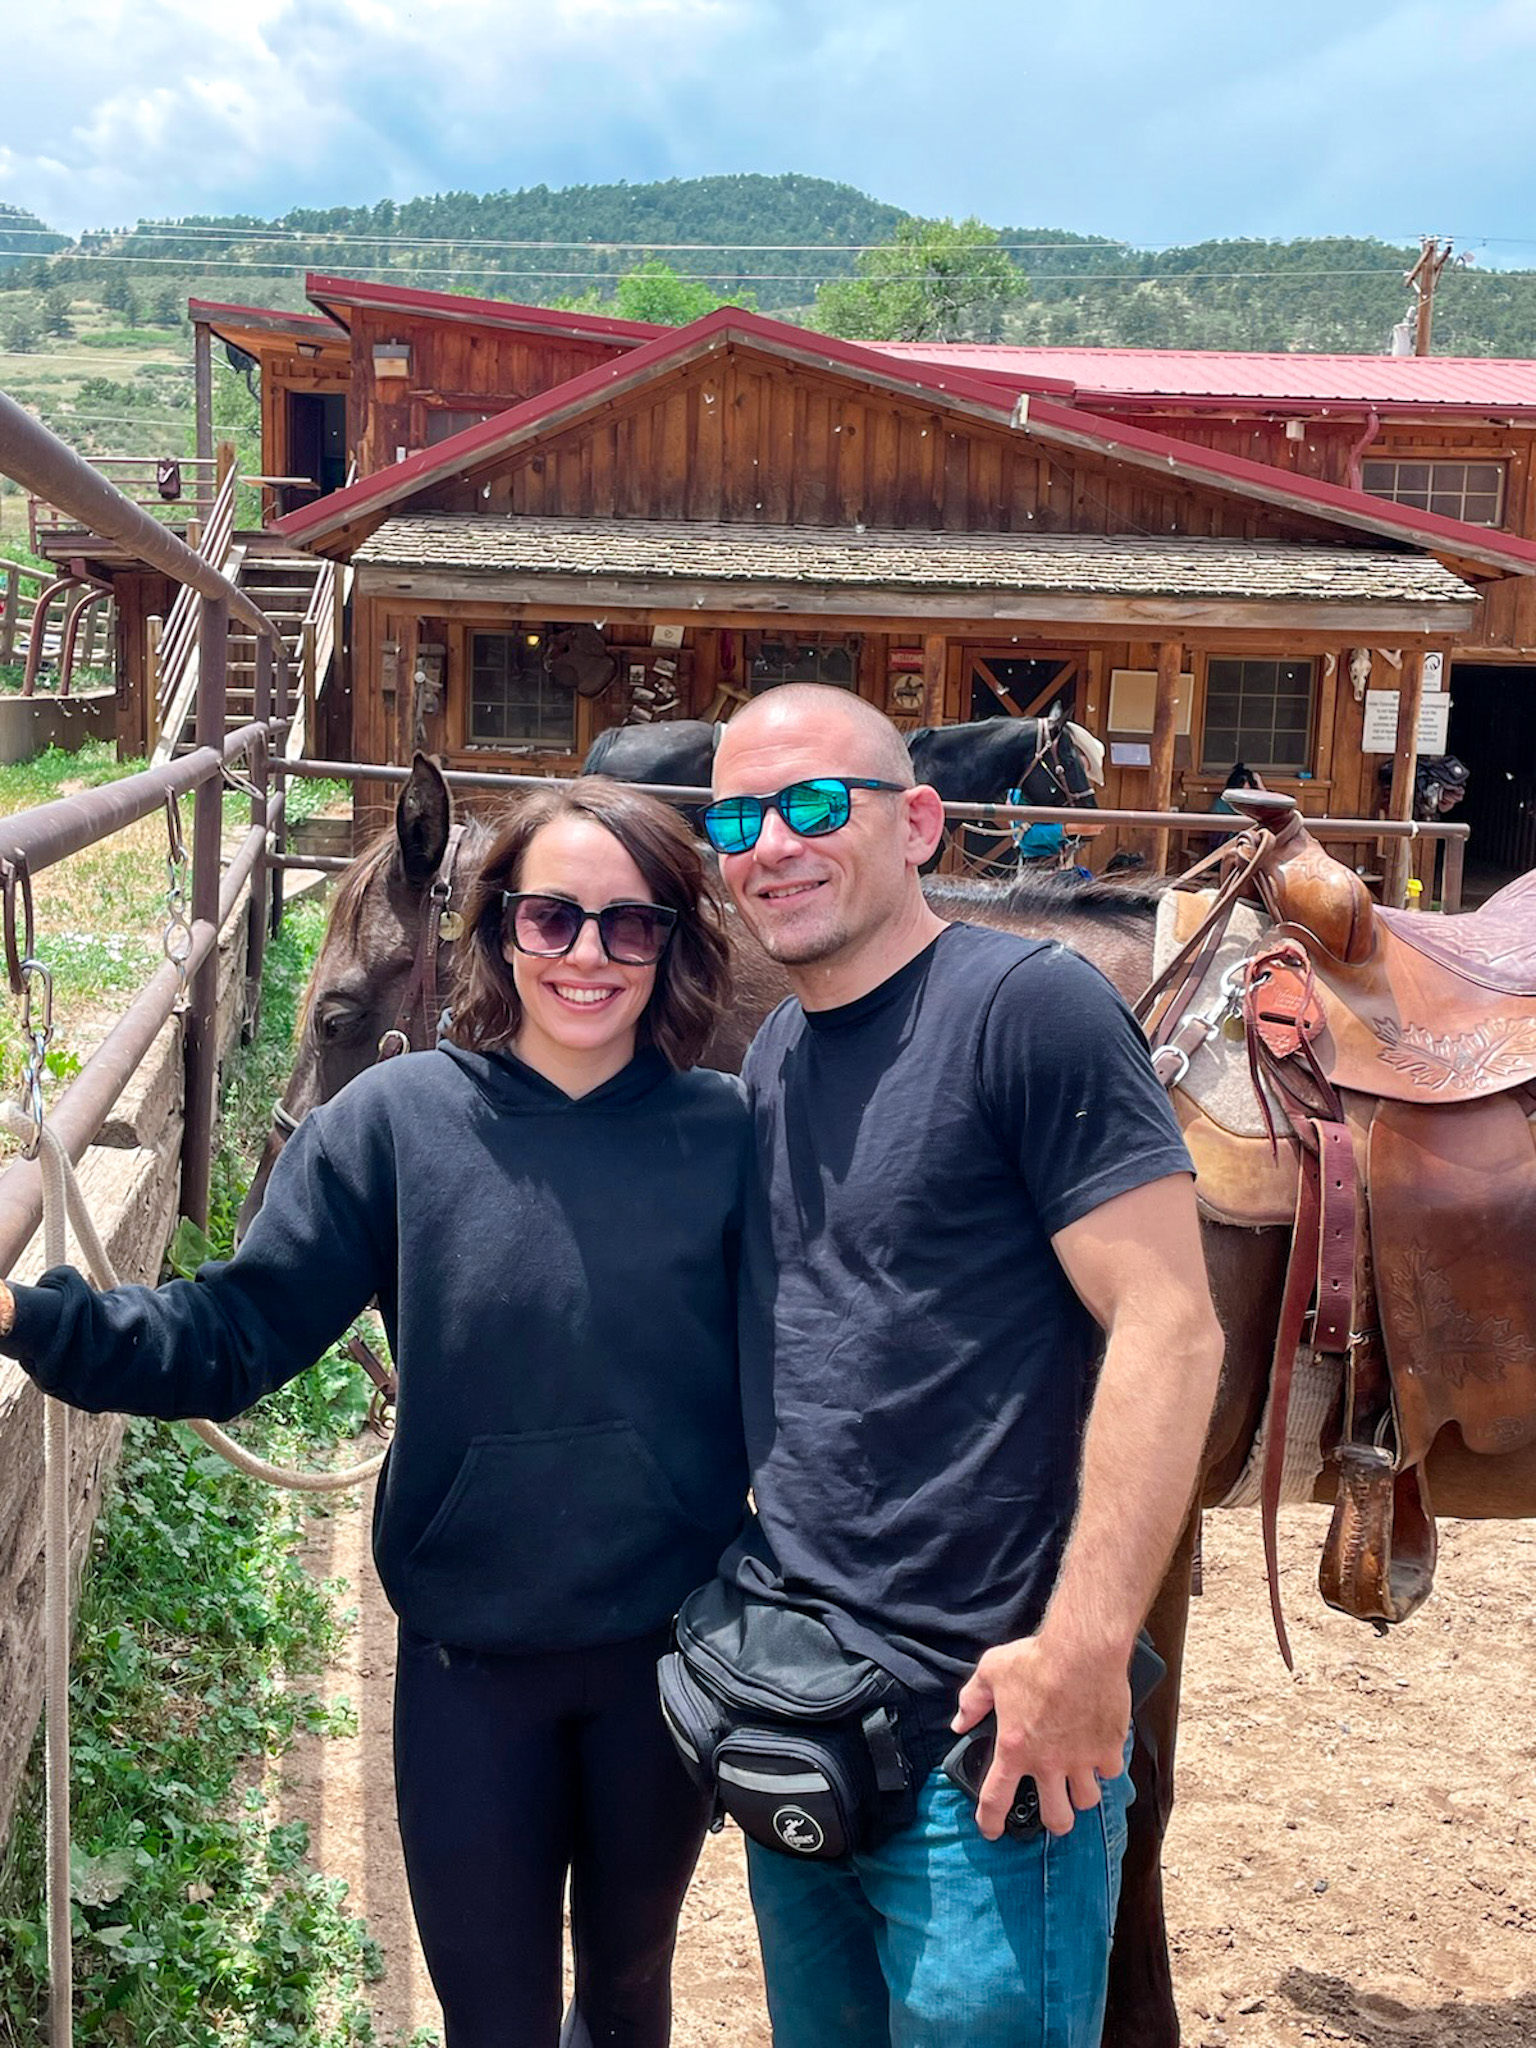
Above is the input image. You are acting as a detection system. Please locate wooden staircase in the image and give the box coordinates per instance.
[150,468,343,765]
[226,548,335,743]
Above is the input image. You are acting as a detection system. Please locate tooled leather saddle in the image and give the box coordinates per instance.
[1141,793,1536,1661]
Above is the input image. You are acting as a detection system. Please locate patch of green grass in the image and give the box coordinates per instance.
[284,777,351,826]
[0,738,139,811]
[0,888,396,2047]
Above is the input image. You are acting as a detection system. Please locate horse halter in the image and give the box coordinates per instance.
[376,823,469,1062]
[1020,720,1096,812]
[267,824,468,1148]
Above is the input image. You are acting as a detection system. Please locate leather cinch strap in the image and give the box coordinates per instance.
[1259,1118,1354,1669]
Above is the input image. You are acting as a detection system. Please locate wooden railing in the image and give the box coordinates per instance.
[28,454,220,545]
[150,459,240,761]
[292,555,349,761]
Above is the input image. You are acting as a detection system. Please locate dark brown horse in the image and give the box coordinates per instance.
[245,758,1536,2047]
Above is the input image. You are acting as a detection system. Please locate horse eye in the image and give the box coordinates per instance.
[315,999,365,1045]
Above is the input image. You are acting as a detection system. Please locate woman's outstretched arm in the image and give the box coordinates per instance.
[0,1108,389,1422]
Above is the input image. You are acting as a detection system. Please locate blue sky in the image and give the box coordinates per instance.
[5,0,1536,258]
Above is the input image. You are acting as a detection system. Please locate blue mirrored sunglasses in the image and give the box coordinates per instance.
[701,777,905,855]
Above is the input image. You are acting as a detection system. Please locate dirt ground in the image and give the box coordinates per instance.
[275,1488,1536,2047]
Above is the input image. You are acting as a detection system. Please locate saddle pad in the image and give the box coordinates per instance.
[1376,868,1536,996]
[1152,890,1276,1139]
[1152,890,1298,1227]
[1368,1093,1536,1463]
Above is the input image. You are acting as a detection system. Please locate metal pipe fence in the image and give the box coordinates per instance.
[0,392,291,1253]
[273,759,1474,911]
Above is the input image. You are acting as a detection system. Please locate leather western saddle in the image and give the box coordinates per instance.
[1143,792,1536,1661]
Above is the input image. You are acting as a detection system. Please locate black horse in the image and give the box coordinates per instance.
[583,709,1100,867]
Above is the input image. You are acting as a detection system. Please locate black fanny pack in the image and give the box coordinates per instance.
[658,1578,919,1861]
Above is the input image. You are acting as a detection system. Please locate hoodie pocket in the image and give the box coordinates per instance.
[403,1420,722,1651]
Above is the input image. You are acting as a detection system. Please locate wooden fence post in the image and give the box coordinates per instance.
[1383,648,1427,908]
[180,594,227,1229]
[145,616,163,758]
[1147,639,1184,874]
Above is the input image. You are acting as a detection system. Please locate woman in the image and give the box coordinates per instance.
[0,778,749,2048]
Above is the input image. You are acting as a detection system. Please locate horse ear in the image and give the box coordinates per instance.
[396,752,452,888]
[1044,701,1063,732]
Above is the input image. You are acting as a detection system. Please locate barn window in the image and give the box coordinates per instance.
[1360,458,1505,526]
[425,408,494,446]
[1201,658,1314,775]
[468,631,576,750]
[748,635,859,691]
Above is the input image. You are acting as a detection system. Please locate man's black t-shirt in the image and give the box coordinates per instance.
[733,921,1193,1696]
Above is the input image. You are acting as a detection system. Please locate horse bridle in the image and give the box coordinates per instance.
[268,823,469,1149]
[1014,719,1097,815]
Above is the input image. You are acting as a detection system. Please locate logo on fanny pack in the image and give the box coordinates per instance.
[773,1805,825,1855]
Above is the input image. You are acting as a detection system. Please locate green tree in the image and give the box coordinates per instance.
[811,217,1024,343]
[42,287,73,336]
[100,269,132,313]
[557,258,752,325]
[4,308,40,352]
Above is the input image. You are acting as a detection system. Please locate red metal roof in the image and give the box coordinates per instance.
[876,343,1536,417]
[304,272,667,348]
[270,305,1536,580]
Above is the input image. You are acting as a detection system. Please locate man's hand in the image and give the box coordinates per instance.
[952,1632,1130,1840]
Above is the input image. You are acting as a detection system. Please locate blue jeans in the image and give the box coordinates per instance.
[745,1763,1133,2048]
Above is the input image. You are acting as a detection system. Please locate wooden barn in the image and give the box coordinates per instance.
[23,276,1528,884]
[235,292,1535,877]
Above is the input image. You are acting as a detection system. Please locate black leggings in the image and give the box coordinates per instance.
[393,1623,711,2048]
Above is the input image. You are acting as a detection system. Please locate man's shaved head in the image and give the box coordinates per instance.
[717,685,914,789]
[710,682,947,1005]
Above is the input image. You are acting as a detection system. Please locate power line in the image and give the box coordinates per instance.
[5,223,1132,254]
[2,249,1443,284]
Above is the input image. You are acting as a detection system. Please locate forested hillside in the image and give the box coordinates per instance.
[8,172,1536,515]
[7,175,1536,349]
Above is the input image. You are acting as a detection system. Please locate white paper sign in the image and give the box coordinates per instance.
[1110,740,1152,767]
[1362,690,1399,752]
[1363,689,1452,753]
[1417,693,1452,751]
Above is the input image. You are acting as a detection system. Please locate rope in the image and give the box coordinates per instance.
[1,1104,389,2042]
[0,1106,388,1494]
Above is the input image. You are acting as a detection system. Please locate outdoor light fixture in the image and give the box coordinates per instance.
[372,341,412,379]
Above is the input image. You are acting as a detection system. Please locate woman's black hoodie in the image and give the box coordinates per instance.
[3,1042,751,1654]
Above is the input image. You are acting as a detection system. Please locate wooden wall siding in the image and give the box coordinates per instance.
[348,309,632,479]
[1118,412,1536,655]
[415,348,1369,551]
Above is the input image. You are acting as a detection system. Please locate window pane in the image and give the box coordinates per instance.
[470,631,575,748]
[1201,657,1314,773]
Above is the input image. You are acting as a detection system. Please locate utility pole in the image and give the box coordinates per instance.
[1404,235,1454,356]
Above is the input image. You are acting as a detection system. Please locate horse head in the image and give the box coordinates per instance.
[236,753,481,1239]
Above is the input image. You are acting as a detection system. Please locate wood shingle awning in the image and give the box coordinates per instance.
[352,515,1478,635]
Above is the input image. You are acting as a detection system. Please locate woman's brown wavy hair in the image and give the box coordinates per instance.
[446,776,731,1068]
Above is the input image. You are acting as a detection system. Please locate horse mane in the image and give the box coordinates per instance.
[923,870,1170,925]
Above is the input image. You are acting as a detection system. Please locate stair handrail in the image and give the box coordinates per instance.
[287,460,354,761]
[152,461,241,762]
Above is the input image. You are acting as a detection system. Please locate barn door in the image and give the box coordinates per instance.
[968,653,1082,722]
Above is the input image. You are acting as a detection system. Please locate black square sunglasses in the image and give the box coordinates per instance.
[502,893,678,965]
[701,777,905,855]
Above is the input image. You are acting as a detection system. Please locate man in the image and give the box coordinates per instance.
[706,684,1224,2047]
